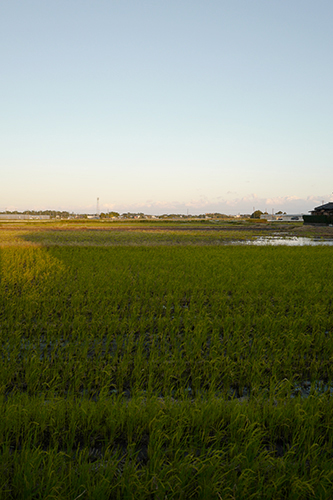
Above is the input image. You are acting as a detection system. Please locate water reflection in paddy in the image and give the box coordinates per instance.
[241,236,333,246]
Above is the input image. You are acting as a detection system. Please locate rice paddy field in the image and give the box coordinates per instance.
[1,220,333,499]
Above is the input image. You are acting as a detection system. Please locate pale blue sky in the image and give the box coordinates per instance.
[1,0,332,214]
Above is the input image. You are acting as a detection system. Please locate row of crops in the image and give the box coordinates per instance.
[1,239,333,498]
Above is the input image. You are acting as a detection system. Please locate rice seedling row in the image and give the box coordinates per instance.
[1,241,333,498]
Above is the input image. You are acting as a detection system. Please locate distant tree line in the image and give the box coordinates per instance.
[250,210,287,219]
[99,212,120,218]
[1,210,265,220]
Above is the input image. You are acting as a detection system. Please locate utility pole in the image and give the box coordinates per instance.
[96,197,100,216]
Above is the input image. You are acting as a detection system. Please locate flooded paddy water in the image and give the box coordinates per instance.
[242,236,333,246]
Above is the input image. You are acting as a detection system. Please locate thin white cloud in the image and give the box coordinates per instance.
[105,193,333,215]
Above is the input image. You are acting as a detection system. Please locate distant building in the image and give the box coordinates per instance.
[303,203,333,225]
[260,214,304,222]
[0,214,50,220]
[309,202,333,216]
[28,215,51,220]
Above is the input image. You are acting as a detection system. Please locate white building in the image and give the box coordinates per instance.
[0,214,50,220]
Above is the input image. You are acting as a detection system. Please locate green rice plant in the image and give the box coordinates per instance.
[2,233,333,497]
